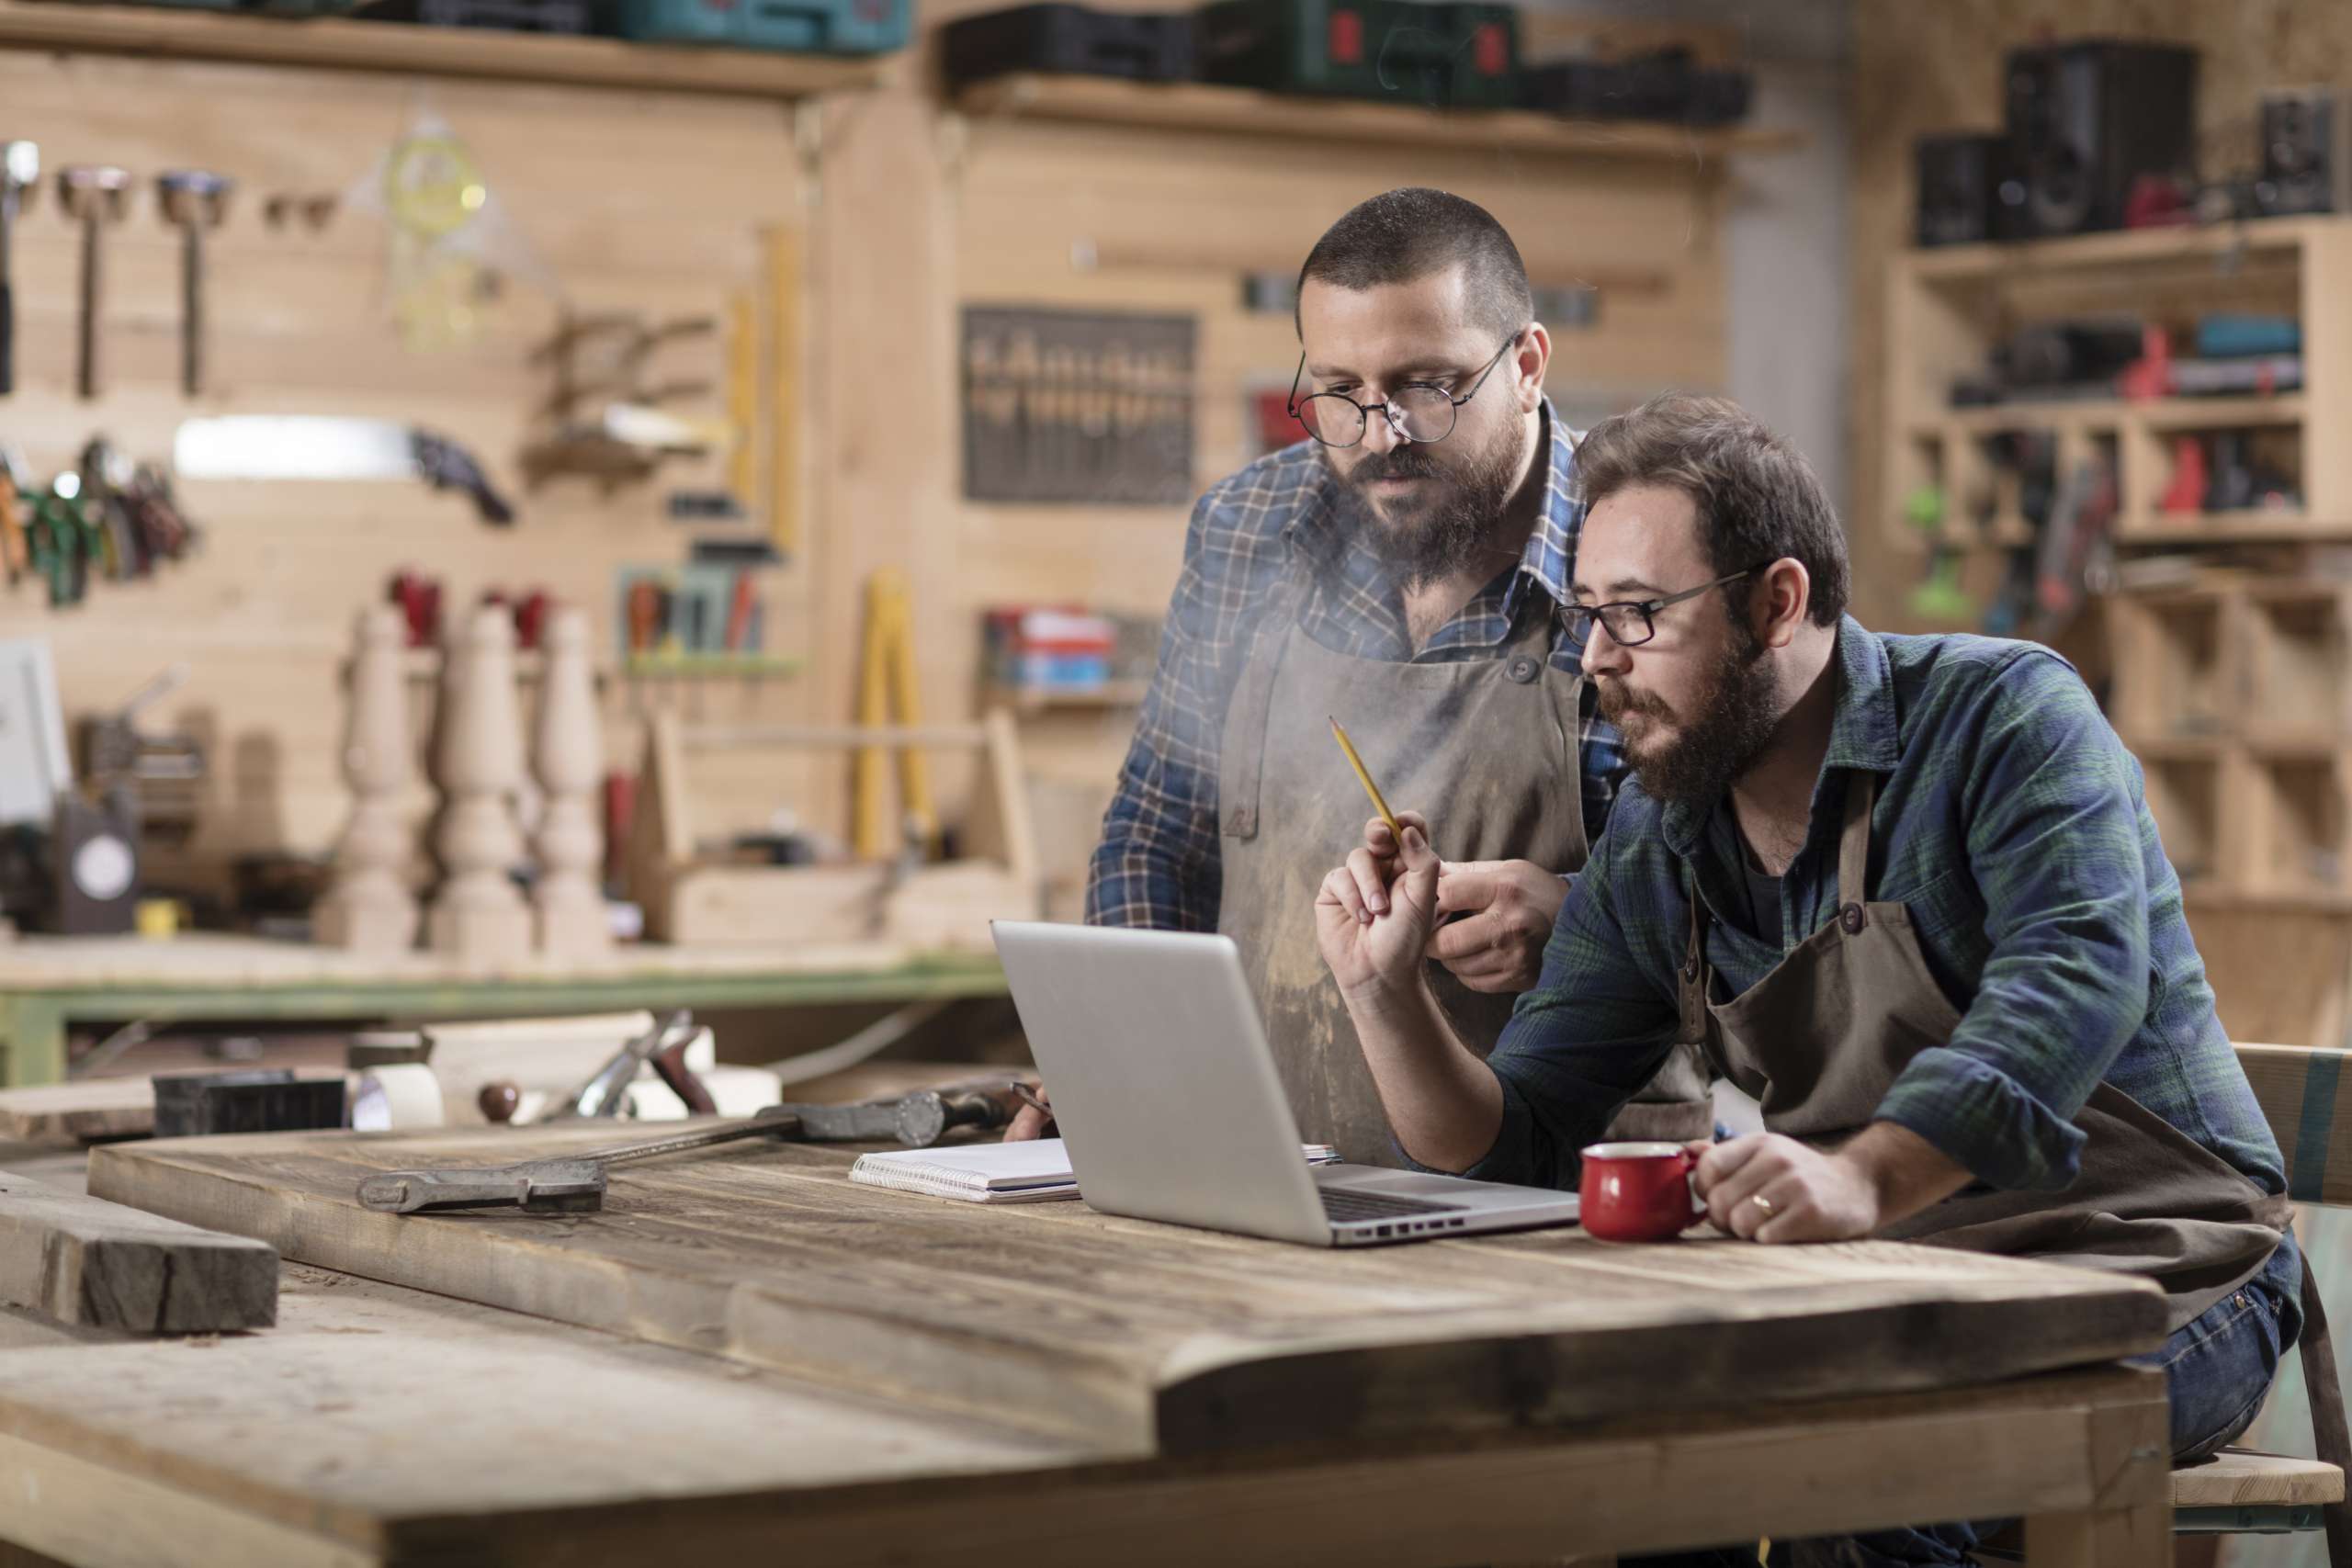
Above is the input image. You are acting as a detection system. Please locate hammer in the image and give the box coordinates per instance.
[57,165,130,401]
[157,171,231,399]
[0,141,35,397]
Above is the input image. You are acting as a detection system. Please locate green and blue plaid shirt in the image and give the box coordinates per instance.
[1469,617,2288,1201]
[1089,402,1625,931]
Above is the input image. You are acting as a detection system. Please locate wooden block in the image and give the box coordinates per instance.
[0,1069,347,1145]
[882,861,1035,953]
[0,1078,164,1144]
[0,1169,276,1331]
[665,863,888,947]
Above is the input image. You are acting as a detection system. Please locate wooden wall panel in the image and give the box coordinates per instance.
[0,51,818,889]
[903,5,1734,846]
[2,5,1741,905]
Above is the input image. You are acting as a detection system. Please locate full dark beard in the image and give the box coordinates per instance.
[1328,426,1521,590]
[1599,628,1783,808]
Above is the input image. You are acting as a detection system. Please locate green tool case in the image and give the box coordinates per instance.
[1193,0,1518,107]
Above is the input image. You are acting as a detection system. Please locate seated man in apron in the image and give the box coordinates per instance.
[1317,391,2309,1564]
[1010,187,1705,1165]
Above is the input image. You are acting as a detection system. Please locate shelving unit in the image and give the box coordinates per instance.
[1883,218,2352,556]
[983,680,1149,716]
[0,0,882,96]
[952,73,1802,163]
[2109,573,2352,902]
[1884,219,2352,918]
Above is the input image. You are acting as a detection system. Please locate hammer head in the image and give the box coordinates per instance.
[1,141,35,203]
[158,169,232,229]
[57,165,130,223]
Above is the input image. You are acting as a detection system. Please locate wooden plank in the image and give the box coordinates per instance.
[0,1169,276,1331]
[954,74,1801,161]
[2171,1450,2346,1507]
[0,1259,1083,1568]
[0,932,956,990]
[0,1078,163,1145]
[0,1247,2167,1568]
[89,1127,2167,1459]
[0,0,881,98]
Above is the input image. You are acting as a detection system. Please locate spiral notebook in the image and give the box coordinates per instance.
[850,1137,1340,1205]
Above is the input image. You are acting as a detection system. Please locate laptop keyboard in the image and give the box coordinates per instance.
[1319,1188,1466,1224]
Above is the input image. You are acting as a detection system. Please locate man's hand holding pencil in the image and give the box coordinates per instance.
[1316,808,1446,1002]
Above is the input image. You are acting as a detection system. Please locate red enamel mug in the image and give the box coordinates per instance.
[1578,1141,1703,1243]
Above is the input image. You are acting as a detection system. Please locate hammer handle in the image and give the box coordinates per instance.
[0,276,12,397]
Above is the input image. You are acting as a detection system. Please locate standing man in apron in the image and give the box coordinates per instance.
[1318,392,2317,1564]
[1010,187,1708,1164]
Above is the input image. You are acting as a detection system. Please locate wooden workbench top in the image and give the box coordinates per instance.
[91,1124,2170,1461]
[0,932,994,991]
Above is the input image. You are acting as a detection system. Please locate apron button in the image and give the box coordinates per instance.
[1839,902,1866,934]
[1506,655,1540,683]
[1681,958,1700,981]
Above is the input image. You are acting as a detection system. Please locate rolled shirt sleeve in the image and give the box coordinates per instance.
[1870,651,2150,1191]
[1461,823,1685,1190]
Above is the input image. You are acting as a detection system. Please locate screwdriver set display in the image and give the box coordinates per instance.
[0,439,200,609]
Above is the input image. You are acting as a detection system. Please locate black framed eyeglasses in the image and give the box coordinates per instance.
[1567,564,1768,648]
[1286,333,1521,449]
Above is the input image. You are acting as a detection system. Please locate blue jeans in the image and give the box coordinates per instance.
[1633,1231,2304,1568]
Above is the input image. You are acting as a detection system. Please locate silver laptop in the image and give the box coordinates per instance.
[991,921,1581,1247]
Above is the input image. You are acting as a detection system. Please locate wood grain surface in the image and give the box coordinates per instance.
[91,1125,2167,1458]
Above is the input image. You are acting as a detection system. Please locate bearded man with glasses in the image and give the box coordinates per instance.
[1008,186,1709,1166]
[1316,391,2311,1566]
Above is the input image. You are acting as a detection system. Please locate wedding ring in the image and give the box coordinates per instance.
[1749,1194,1776,1217]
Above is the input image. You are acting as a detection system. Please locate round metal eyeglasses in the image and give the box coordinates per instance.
[1286,333,1521,449]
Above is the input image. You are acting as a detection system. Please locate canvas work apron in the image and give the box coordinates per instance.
[1677,768,2289,1330]
[1218,569,1712,1166]
[1682,768,2352,1558]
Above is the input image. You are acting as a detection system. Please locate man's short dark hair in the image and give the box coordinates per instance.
[1296,187,1532,341]
[1575,392,1849,629]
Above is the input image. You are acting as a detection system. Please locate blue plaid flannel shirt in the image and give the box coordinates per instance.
[1468,620,2288,1201]
[1088,402,1626,931]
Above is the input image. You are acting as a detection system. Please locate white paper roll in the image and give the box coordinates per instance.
[351,1064,448,1132]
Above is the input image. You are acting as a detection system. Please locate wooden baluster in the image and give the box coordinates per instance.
[425,604,532,967]
[532,606,609,959]
[314,605,420,954]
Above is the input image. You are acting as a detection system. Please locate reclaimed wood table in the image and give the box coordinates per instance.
[0,934,1008,1087]
[0,1125,2186,1565]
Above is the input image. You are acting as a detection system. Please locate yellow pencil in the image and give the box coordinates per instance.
[1329,716,1402,840]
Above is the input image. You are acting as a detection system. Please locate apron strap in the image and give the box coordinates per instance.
[1678,870,1710,1046]
[1834,770,1879,917]
[2300,1263,2352,1568]
[1219,571,1308,842]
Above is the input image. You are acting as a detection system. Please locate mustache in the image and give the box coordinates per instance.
[1595,679,1671,721]
[1350,448,1446,484]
